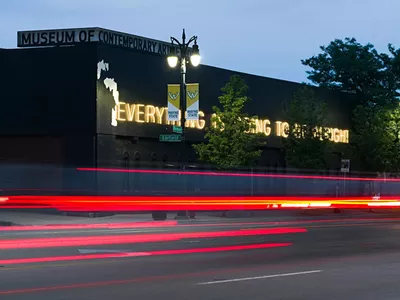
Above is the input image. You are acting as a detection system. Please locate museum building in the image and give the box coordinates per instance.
[0,27,356,192]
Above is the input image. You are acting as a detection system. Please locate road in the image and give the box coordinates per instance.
[1,216,400,299]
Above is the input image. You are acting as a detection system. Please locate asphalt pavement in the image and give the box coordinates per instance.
[1,216,400,299]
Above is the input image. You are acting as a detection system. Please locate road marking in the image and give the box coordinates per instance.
[197,269,322,285]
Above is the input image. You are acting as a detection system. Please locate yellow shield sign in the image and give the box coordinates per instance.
[186,83,199,120]
[167,84,180,121]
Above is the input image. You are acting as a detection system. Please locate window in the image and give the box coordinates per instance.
[134,151,140,161]
[151,152,157,162]
[122,151,130,168]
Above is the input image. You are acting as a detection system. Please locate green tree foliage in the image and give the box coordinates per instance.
[193,75,262,168]
[352,104,400,171]
[302,38,400,105]
[302,38,400,171]
[284,87,330,170]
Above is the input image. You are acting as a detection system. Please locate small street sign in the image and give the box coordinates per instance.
[159,134,181,142]
[341,159,350,173]
[172,126,182,134]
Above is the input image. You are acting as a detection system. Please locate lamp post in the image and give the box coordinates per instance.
[167,29,201,218]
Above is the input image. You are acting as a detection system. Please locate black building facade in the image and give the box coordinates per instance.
[0,28,357,193]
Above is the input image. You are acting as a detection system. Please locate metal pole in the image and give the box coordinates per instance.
[180,29,187,158]
[180,55,187,160]
[176,29,188,218]
[343,172,346,197]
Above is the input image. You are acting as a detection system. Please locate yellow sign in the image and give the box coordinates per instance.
[167,84,180,121]
[186,83,199,120]
[115,102,349,144]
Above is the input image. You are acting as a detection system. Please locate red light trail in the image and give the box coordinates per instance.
[77,167,400,182]
[0,221,179,231]
[0,242,291,266]
[3,194,400,211]
[0,217,400,232]
[2,217,398,231]
[0,228,306,249]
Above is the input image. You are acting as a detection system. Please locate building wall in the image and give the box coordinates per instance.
[0,136,64,191]
[0,45,97,167]
[0,42,357,190]
[0,45,99,193]
[95,44,356,170]
[96,45,356,141]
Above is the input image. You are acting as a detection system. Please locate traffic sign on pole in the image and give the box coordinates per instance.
[172,126,182,134]
[159,134,181,142]
[341,159,350,173]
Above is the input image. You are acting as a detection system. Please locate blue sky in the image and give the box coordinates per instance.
[1,0,399,83]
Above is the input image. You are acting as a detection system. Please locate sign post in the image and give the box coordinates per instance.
[340,159,350,198]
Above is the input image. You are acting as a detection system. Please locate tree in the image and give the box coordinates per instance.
[193,75,262,168]
[284,86,330,170]
[302,38,399,106]
[353,103,400,172]
[302,37,400,172]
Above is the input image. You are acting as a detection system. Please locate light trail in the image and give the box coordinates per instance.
[0,228,306,249]
[77,167,400,182]
[0,243,292,267]
[3,195,400,211]
[3,217,400,231]
[0,221,178,231]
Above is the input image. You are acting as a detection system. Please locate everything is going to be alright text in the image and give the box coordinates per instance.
[115,102,349,144]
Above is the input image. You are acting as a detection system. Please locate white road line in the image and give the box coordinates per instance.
[197,270,322,285]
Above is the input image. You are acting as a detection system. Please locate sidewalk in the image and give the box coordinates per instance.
[0,211,231,226]
[0,212,159,226]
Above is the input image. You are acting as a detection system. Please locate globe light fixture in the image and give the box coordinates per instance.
[190,42,201,67]
[167,46,178,68]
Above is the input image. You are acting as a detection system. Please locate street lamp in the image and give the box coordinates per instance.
[168,29,200,68]
[168,39,201,67]
[167,29,201,161]
[167,29,200,219]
